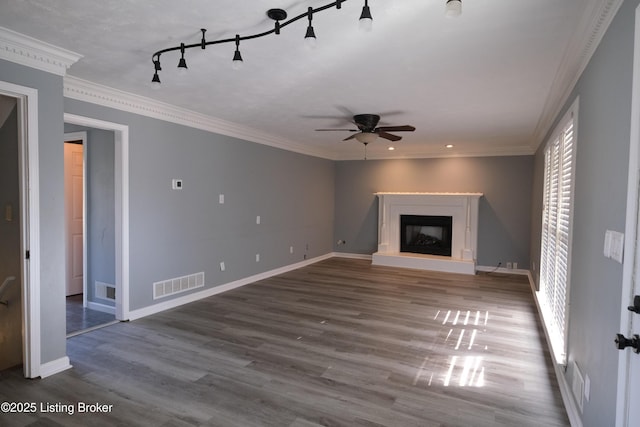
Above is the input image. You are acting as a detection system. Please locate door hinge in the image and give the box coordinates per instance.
[25,250,30,260]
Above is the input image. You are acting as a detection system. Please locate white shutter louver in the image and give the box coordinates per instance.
[539,110,576,365]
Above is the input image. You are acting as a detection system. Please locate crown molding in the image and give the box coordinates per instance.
[63,76,335,160]
[0,26,81,76]
[531,0,623,152]
[336,144,535,161]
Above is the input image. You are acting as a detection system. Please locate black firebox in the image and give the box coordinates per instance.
[400,215,453,256]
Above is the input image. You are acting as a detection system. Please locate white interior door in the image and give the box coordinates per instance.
[619,6,640,424]
[626,293,640,425]
[64,142,83,296]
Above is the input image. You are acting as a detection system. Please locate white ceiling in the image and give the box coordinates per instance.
[0,0,614,160]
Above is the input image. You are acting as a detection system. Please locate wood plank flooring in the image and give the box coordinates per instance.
[0,258,569,426]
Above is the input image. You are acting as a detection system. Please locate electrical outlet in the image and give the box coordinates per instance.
[256,215,261,225]
[255,254,260,262]
[219,262,225,271]
[219,194,225,204]
[290,246,294,254]
[513,262,518,270]
[506,262,512,269]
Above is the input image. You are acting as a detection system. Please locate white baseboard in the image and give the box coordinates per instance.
[526,273,582,427]
[476,265,530,276]
[87,301,116,315]
[332,252,373,260]
[127,253,334,321]
[40,356,72,378]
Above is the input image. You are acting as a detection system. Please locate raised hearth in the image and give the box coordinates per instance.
[372,192,482,274]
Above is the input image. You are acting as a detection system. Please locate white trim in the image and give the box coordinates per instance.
[0,81,41,379]
[63,131,87,307]
[0,26,81,76]
[332,252,373,260]
[128,253,333,321]
[87,301,115,315]
[63,76,336,160]
[526,272,583,427]
[476,265,530,276]
[63,114,130,321]
[616,5,640,427]
[39,356,72,378]
[532,0,622,152]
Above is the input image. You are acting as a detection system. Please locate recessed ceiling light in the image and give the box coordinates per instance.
[388,146,395,151]
[445,144,454,148]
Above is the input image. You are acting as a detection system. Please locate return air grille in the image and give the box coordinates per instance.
[153,272,204,300]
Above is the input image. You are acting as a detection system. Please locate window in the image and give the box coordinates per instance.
[539,101,577,365]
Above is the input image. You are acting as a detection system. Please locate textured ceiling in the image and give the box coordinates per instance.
[0,0,612,159]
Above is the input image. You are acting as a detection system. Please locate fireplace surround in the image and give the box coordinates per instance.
[372,192,482,274]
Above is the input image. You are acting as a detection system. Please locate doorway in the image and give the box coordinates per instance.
[63,130,116,336]
[0,94,22,371]
[617,4,640,426]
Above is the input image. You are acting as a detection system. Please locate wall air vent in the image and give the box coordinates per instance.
[153,272,204,300]
[572,361,585,412]
[95,281,116,300]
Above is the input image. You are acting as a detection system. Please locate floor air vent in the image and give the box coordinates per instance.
[153,272,204,300]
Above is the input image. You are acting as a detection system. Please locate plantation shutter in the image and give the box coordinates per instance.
[539,112,575,364]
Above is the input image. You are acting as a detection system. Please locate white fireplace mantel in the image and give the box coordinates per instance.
[372,192,483,274]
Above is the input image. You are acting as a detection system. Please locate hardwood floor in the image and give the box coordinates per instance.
[66,294,116,336]
[0,258,569,426]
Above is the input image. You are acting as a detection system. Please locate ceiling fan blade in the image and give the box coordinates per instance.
[343,134,359,141]
[377,131,402,142]
[315,129,358,132]
[376,125,416,132]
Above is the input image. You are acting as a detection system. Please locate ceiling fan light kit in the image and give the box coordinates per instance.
[150,0,460,84]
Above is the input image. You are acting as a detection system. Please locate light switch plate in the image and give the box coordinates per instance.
[610,231,624,264]
[219,194,225,204]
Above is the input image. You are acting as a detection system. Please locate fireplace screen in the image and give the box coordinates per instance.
[400,215,453,256]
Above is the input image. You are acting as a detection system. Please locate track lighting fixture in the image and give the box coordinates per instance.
[232,35,244,70]
[359,0,373,32]
[150,1,457,85]
[446,0,462,18]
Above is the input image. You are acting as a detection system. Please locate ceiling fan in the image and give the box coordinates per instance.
[315,113,416,144]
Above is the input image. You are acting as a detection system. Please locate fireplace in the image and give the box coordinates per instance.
[372,192,482,274]
[400,215,452,256]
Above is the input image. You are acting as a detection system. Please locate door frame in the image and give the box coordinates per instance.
[64,114,129,321]
[617,4,640,426]
[0,81,41,378]
[63,131,87,305]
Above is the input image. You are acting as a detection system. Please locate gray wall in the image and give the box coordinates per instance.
[64,124,116,307]
[64,98,335,311]
[529,1,638,425]
[0,102,22,370]
[334,156,534,268]
[0,58,66,366]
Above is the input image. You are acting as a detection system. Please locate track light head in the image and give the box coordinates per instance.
[177,43,188,74]
[232,35,244,70]
[446,0,462,17]
[151,71,161,88]
[359,1,373,32]
[305,7,317,48]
